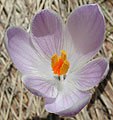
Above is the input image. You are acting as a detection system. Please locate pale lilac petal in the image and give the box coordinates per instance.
[22,75,58,98]
[4,27,50,75]
[31,9,63,59]
[70,58,109,91]
[45,90,91,116]
[65,4,105,72]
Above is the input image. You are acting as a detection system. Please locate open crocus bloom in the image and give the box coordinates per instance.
[4,4,109,116]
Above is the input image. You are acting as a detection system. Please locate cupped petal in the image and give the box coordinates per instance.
[31,9,63,59]
[22,75,58,98]
[45,79,91,116]
[4,27,50,75]
[65,4,105,72]
[70,58,109,91]
[45,89,91,116]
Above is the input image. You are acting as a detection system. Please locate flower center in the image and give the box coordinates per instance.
[51,50,70,76]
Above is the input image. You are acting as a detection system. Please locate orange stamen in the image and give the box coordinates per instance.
[51,50,69,76]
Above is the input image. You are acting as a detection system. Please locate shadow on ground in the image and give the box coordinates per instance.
[87,61,113,119]
[88,61,112,108]
[27,113,64,120]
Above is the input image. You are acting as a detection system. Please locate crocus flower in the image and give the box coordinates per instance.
[4,4,109,116]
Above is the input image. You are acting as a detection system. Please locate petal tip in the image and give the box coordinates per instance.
[45,92,91,116]
[4,26,25,52]
[101,58,109,80]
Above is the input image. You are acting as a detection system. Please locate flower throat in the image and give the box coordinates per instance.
[51,50,69,76]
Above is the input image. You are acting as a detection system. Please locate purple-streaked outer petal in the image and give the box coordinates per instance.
[22,75,58,98]
[71,58,109,91]
[4,27,49,75]
[31,9,63,59]
[45,90,91,116]
[65,4,105,71]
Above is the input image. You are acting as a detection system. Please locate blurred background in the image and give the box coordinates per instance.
[0,0,113,120]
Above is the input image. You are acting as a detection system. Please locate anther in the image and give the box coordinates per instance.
[51,53,58,68]
[51,50,69,76]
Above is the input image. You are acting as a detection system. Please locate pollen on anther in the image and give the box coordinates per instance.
[51,50,69,76]
[51,53,58,68]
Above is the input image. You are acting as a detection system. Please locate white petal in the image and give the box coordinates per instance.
[22,75,58,98]
[64,4,105,73]
[45,80,91,116]
[4,27,51,76]
[31,9,63,60]
[68,58,109,91]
